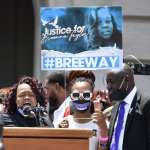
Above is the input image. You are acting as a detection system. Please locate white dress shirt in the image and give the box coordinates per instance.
[110,86,137,150]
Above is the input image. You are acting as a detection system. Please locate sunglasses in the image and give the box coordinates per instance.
[71,91,92,101]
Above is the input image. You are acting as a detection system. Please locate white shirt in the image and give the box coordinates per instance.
[110,86,137,150]
[53,96,71,127]
[66,115,100,150]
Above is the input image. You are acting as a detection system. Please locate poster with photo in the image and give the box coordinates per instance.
[40,6,123,70]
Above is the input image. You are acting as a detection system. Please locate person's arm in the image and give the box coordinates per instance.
[1,113,16,127]
[92,100,109,150]
[98,125,108,150]
[143,98,150,149]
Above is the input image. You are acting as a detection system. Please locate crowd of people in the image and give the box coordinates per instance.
[0,64,150,150]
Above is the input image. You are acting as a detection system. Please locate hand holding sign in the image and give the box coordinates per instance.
[92,99,108,136]
[92,99,103,125]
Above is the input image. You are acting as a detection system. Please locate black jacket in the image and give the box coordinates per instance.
[108,91,150,150]
[1,112,53,127]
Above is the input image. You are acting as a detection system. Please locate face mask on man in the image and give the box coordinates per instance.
[109,77,128,101]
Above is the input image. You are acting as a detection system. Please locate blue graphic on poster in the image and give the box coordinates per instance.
[40,6,123,70]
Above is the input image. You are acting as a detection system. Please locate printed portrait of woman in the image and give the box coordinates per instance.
[87,7,122,50]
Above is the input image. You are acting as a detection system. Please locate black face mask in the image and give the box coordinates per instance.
[108,76,129,101]
[109,89,128,102]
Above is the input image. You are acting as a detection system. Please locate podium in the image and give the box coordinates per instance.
[3,127,93,150]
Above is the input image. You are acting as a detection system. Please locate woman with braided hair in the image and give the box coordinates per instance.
[53,70,96,127]
[58,70,108,150]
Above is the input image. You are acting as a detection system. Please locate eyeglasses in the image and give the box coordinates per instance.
[70,91,92,101]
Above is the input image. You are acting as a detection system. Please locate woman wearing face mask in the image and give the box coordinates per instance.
[59,71,108,150]
[2,76,53,127]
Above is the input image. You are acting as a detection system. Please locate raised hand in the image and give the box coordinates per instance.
[92,99,108,137]
[93,90,112,112]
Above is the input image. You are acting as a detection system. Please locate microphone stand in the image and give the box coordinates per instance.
[35,106,47,127]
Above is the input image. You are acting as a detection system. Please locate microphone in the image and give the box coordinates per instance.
[34,106,47,116]
[22,104,36,118]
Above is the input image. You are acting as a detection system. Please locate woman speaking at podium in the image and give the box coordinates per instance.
[1,76,53,127]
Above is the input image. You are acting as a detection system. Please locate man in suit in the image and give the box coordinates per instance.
[106,64,150,150]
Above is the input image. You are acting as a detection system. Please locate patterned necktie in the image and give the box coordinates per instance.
[111,101,126,150]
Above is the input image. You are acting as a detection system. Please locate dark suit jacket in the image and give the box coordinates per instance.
[108,90,150,150]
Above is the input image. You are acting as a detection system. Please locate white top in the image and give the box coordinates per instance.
[53,97,71,127]
[110,86,137,150]
[66,115,100,150]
